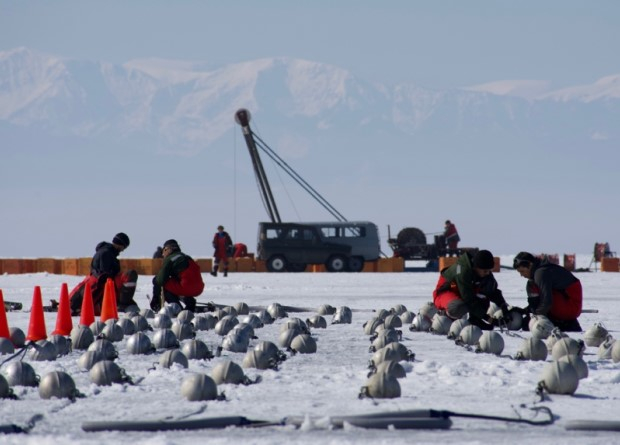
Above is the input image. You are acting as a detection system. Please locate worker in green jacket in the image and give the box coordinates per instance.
[432,249,509,330]
[151,239,204,312]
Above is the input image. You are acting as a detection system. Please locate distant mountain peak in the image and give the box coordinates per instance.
[540,74,620,102]
[462,79,551,100]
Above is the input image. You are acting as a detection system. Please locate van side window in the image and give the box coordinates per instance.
[321,227,336,238]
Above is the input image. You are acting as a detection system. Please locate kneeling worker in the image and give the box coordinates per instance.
[512,252,582,331]
[70,232,138,315]
[151,239,205,312]
[433,249,509,330]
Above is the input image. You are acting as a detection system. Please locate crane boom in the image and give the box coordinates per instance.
[234,108,347,222]
[234,109,281,223]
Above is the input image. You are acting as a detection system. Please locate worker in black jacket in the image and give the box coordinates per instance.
[513,252,582,331]
[69,232,138,315]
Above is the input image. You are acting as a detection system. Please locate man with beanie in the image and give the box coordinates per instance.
[70,232,138,315]
[151,239,205,312]
[432,249,508,330]
[513,252,582,331]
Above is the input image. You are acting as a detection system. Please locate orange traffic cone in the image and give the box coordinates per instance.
[100,278,118,323]
[79,283,95,327]
[0,289,11,339]
[26,286,47,342]
[52,283,73,336]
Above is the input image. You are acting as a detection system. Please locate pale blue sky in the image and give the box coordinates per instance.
[1,1,618,89]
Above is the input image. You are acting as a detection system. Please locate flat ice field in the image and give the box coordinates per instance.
[0,260,619,444]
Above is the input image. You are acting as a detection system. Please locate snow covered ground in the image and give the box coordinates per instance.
[1,254,619,444]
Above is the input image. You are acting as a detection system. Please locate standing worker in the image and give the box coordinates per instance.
[211,225,233,277]
[444,220,460,257]
[512,252,582,331]
[70,232,138,315]
[151,239,204,312]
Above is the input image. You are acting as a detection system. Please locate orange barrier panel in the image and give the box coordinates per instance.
[493,257,501,273]
[21,259,36,273]
[392,257,404,272]
[254,260,267,272]
[36,258,62,274]
[133,259,154,275]
[62,259,79,275]
[601,257,620,272]
[77,258,92,276]
[227,259,238,273]
[235,257,254,272]
[363,261,377,272]
[563,254,576,272]
[120,259,139,273]
[195,259,213,274]
[1,259,22,274]
[312,264,326,273]
[439,257,458,271]
[376,258,393,272]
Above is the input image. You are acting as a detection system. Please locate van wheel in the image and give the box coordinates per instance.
[267,256,288,272]
[348,257,364,272]
[326,255,347,272]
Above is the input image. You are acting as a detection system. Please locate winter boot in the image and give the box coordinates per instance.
[223,269,228,277]
[553,318,582,332]
[210,266,218,277]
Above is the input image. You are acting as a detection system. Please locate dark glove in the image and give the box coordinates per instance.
[493,310,514,328]
[491,316,505,328]
[527,296,540,312]
[510,306,529,315]
[500,303,510,319]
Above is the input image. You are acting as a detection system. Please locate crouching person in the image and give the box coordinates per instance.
[512,252,582,332]
[432,249,508,330]
[70,232,138,315]
[151,239,205,312]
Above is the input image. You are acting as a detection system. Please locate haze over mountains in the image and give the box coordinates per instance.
[1,47,618,257]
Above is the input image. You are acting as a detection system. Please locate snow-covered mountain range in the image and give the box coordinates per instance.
[1,46,618,158]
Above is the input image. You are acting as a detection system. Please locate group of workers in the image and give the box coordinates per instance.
[69,226,244,315]
[432,249,582,332]
[433,219,582,331]
[69,221,584,333]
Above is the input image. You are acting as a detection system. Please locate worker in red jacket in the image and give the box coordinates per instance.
[512,252,582,331]
[151,239,204,312]
[233,243,248,258]
[211,225,233,277]
[443,220,460,257]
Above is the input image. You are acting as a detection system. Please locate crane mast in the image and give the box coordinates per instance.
[234,109,281,223]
